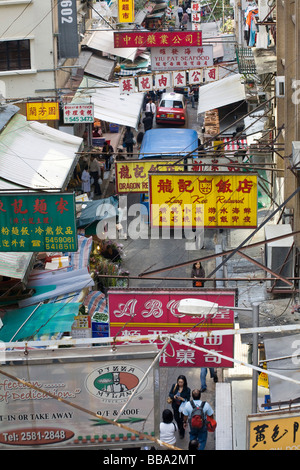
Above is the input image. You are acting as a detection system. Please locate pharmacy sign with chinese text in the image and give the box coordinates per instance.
[149,172,258,229]
[109,289,236,368]
[0,193,77,252]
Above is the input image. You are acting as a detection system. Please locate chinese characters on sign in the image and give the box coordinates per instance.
[114,31,202,48]
[0,193,77,252]
[118,0,134,23]
[248,412,300,450]
[63,104,94,123]
[109,289,235,367]
[115,160,184,194]
[119,76,135,95]
[150,45,213,71]
[26,102,59,121]
[149,172,258,229]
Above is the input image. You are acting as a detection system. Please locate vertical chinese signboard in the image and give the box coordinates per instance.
[0,193,77,252]
[149,172,258,229]
[0,345,159,449]
[57,0,79,58]
[247,411,300,450]
[118,0,134,23]
[109,288,236,368]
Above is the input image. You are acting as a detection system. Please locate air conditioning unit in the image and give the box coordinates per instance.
[292,141,300,170]
[265,224,294,290]
[275,76,285,98]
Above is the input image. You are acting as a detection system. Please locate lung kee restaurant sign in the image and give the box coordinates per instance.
[109,289,236,368]
[149,172,258,229]
[0,193,77,252]
[151,45,213,71]
[114,31,202,48]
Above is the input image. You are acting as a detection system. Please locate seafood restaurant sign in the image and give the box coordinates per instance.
[151,45,213,71]
[109,289,236,368]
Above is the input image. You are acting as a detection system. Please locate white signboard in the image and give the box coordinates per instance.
[151,45,213,71]
[63,104,94,124]
[154,72,172,89]
[0,345,159,449]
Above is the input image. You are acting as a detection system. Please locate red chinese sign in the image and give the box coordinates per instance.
[114,31,202,48]
[109,289,236,367]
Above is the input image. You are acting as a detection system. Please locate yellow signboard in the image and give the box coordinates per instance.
[26,102,59,121]
[149,172,257,229]
[115,160,184,194]
[248,411,300,450]
[118,0,134,23]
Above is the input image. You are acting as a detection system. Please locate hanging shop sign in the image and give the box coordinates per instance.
[247,410,300,450]
[26,102,59,121]
[114,31,202,48]
[151,45,213,71]
[149,172,258,229]
[115,160,184,194]
[0,193,77,252]
[118,0,134,23]
[109,289,236,368]
[63,104,94,124]
[119,76,136,95]
[191,157,241,173]
[0,345,158,449]
[57,0,79,58]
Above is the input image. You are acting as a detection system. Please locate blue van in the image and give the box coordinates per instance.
[139,128,199,214]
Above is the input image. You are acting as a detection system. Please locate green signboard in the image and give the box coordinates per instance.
[0,193,77,252]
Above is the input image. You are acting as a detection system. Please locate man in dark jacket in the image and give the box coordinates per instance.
[143,112,153,132]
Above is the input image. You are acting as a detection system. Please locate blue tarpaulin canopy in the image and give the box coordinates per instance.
[0,302,80,342]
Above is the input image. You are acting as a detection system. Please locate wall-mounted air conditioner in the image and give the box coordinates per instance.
[275,76,285,98]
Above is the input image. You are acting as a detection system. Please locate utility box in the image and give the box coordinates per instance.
[265,224,294,290]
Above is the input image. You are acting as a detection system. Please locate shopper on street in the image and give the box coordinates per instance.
[159,409,177,448]
[123,126,135,157]
[90,155,102,196]
[81,165,91,198]
[168,375,191,439]
[182,389,214,450]
[200,367,218,392]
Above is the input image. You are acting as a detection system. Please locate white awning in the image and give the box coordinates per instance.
[197,74,246,114]
[73,76,144,130]
[86,30,138,62]
[0,113,83,191]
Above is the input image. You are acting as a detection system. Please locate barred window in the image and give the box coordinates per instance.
[0,39,31,71]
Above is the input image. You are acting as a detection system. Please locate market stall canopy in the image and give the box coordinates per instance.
[75,50,115,81]
[86,30,139,62]
[0,111,83,191]
[73,75,144,130]
[0,252,34,282]
[0,302,80,342]
[76,195,120,228]
[197,74,246,115]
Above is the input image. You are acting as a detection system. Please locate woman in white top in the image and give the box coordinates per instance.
[81,165,91,197]
[159,409,177,448]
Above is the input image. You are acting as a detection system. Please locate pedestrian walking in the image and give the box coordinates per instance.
[143,112,153,132]
[159,409,178,448]
[188,87,195,108]
[200,367,218,392]
[177,5,183,23]
[168,375,191,439]
[89,155,101,196]
[81,165,91,197]
[191,261,205,287]
[181,11,188,29]
[186,6,191,22]
[123,126,135,157]
[182,389,214,450]
[145,98,156,117]
[102,140,114,171]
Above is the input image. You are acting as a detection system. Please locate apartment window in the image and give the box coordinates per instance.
[0,39,31,71]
